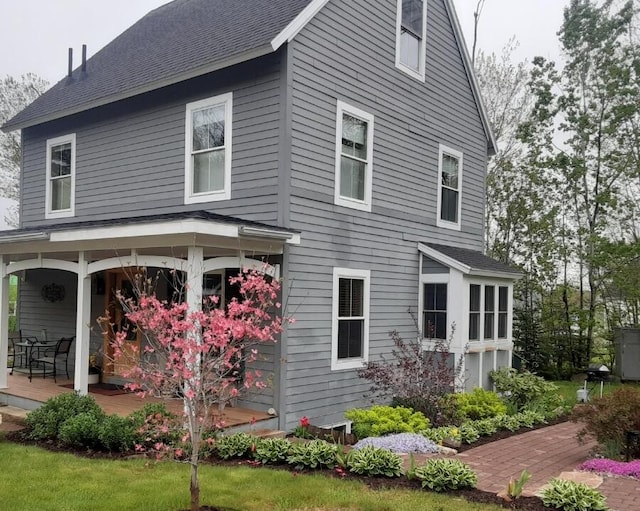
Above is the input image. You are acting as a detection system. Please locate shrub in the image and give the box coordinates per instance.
[541,479,609,511]
[98,414,137,452]
[287,439,338,470]
[489,367,559,411]
[254,437,291,464]
[344,405,430,439]
[494,414,522,432]
[470,417,499,436]
[353,433,440,454]
[128,403,181,449]
[58,412,104,449]
[413,458,477,491]
[454,388,507,420]
[345,446,403,477]
[571,387,640,452]
[215,433,256,459]
[25,392,104,441]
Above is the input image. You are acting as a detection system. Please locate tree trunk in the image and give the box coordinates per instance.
[190,461,200,511]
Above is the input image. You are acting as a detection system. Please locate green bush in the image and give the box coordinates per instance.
[541,479,609,511]
[254,437,291,464]
[215,432,256,459]
[58,412,104,449]
[454,388,507,420]
[489,368,559,411]
[469,417,499,437]
[344,405,430,439]
[459,422,480,444]
[571,387,640,450]
[346,446,403,477]
[494,414,522,432]
[128,403,181,448]
[413,458,477,491]
[98,414,137,452]
[286,439,338,470]
[25,392,104,441]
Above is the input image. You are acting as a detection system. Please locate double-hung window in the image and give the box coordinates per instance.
[469,283,511,342]
[423,283,447,339]
[332,268,370,370]
[335,101,374,211]
[395,0,427,80]
[484,285,495,339]
[498,286,508,338]
[45,134,76,219]
[437,144,463,230]
[469,284,481,341]
[185,92,232,203]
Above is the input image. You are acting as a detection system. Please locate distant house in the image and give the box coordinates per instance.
[0,0,519,430]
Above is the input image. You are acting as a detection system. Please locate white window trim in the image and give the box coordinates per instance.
[45,133,76,219]
[184,92,233,204]
[331,267,370,371]
[334,100,374,212]
[466,279,513,346]
[436,144,463,231]
[395,0,427,81]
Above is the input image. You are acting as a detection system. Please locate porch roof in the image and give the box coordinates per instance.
[419,242,522,279]
[0,210,300,258]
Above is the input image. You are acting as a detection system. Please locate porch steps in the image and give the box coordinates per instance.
[0,404,28,430]
[251,428,286,439]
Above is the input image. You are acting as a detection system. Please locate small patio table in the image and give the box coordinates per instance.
[14,339,57,381]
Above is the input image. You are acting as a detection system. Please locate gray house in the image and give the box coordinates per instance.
[0,0,519,430]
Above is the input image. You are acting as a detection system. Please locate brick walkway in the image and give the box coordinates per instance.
[456,421,638,511]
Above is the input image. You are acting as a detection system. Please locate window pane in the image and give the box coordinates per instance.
[51,177,71,210]
[484,286,495,312]
[338,319,363,359]
[399,30,420,71]
[342,114,367,159]
[499,287,508,311]
[424,311,446,339]
[470,284,480,311]
[484,313,494,339]
[424,283,435,310]
[192,105,225,151]
[340,156,365,201]
[193,150,225,193]
[498,313,507,338]
[402,0,423,36]
[50,143,71,177]
[442,154,459,188]
[435,283,447,310]
[339,278,363,317]
[469,312,479,340]
[440,188,458,222]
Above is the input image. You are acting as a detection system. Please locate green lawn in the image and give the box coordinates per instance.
[553,379,625,406]
[0,439,501,511]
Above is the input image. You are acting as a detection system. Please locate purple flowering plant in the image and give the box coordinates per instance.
[579,458,640,479]
[353,433,440,454]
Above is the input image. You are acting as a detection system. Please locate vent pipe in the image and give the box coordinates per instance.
[81,44,87,73]
[68,48,73,77]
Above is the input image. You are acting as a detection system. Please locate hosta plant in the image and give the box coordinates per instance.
[345,446,403,477]
[287,439,338,470]
[215,432,256,459]
[413,458,477,491]
[254,437,291,464]
[541,479,609,511]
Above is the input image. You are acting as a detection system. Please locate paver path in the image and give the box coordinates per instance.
[456,421,638,511]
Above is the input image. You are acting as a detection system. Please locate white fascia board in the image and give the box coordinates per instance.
[271,0,330,50]
[442,0,498,156]
[0,232,49,244]
[3,46,272,132]
[49,219,239,243]
[468,268,523,280]
[418,243,470,274]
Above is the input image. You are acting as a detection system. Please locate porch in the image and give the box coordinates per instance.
[0,371,274,429]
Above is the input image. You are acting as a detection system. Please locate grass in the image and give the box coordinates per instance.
[553,380,624,407]
[0,439,502,511]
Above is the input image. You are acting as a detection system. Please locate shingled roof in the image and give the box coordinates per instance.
[420,242,521,277]
[2,0,315,131]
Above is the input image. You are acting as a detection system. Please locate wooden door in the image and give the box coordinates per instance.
[102,270,141,378]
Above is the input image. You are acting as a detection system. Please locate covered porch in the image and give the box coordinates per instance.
[0,211,299,423]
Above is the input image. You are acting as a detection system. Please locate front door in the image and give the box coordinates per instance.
[102,270,141,378]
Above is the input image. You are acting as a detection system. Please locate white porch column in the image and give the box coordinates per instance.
[186,247,204,313]
[74,252,91,395]
[0,256,9,389]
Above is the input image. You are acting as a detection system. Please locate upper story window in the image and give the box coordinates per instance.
[185,93,232,204]
[332,267,370,370]
[436,144,463,230]
[335,101,374,212]
[45,134,76,219]
[395,0,427,81]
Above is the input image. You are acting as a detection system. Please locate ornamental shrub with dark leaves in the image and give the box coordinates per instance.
[357,316,464,426]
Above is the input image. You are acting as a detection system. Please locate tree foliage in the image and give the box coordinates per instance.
[0,73,48,227]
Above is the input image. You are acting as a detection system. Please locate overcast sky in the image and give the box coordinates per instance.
[0,0,568,229]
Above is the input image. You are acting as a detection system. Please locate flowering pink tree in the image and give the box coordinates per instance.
[109,269,288,511]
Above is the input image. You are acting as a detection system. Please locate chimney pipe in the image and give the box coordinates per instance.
[68,48,73,78]
[81,44,87,73]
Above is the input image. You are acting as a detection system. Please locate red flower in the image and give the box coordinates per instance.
[300,416,310,428]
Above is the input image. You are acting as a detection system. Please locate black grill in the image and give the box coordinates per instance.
[586,364,611,383]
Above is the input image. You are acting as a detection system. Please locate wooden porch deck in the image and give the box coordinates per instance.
[1,372,272,428]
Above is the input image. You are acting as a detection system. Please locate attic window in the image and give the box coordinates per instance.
[396,0,427,81]
[45,133,76,219]
[185,93,233,204]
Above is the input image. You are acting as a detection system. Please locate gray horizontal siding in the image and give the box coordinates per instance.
[20,53,283,228]
[281,0,489,429]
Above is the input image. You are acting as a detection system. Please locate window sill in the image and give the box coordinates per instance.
[395,62,425,82]
[436,218,461,231]
[185,190,231,204]
[45,209,74,220]
[334,196,371,212]
[331,358,366,371]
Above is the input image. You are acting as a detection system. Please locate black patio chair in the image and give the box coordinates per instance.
[8,331,28,375]
[33,336,74,382]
